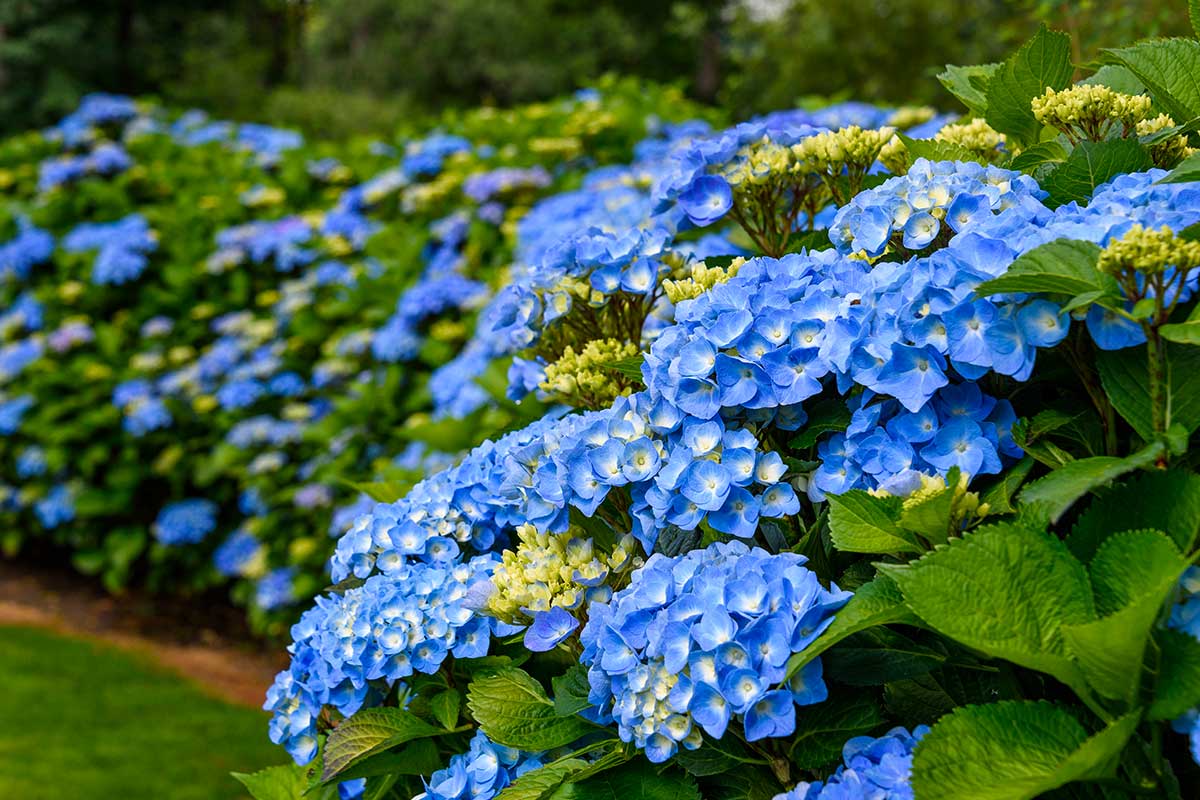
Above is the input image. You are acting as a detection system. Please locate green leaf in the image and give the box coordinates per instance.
[783,574,918,680]
[232,764,308,800]
[938,63,1001,115]
[980,456,1035,514]
[1158,150,1200,184]
[824,629,945,686]
[826,490,922,554]
[1088,530,1187,615]
[320,707,443,782]
[697,770,783,800]
[673,736,763,777]
[1081,64,1146,95]
[912,702,1140,800]
[1042,139,1154,208]
[331,739,443,783]
[1008,140,1069,173]
[1161,319,1200,344]
[896,133,987,165]
[601,356,646,381]
[430,688,461,730]
[495,758,590,800]
[467,667,595,750]
[1192,0,1200,38]
[1097,342,1200,438]
[1150,629,1200,720]
[975,239,1111,298]
[790,398,851,449]
[984,26,1074,147]
[1066,470,1200,560]
[1107,38,1200,123]
[551,665,593,717]
[571,761,700,800]
[1017,440,1166,524]
[897,474,957,545]
[878,522,1093,691]
[884,663,1022,726]
[787,692,884,770]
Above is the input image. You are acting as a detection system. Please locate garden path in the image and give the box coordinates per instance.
[0,559,285,708]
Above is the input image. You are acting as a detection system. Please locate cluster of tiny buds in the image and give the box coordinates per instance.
[1032,85,1153,143]
[539,337,642,408]
[663,257,746,304]
[1097,224,1200,278]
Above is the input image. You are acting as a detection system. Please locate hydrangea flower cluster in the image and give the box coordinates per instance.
[62,214,158,285]
[580,541,851,762]
[213,527,266,578]
[773,726,929,800]
[829,159,1046,258]
[809,383,1019,499]
[264,556,505,764]
[152,498,219,545]
[38,143,133,192]
[211,217,315,273]
[0,221,55,282]
[413,731,545,800]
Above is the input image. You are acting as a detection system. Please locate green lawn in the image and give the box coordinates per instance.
[0,625,287,800]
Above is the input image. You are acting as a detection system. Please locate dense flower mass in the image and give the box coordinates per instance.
[264,555,506,764]
[580,541,850,761]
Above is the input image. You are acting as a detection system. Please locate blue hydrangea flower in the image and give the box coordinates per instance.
[264,557,505,764]
[35,484,75,529]
[214,528,264,578]
[256,567,296,610]
[153,499,219,545]
[580,540,851,762]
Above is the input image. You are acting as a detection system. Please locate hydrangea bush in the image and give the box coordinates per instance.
[7,17,1200,800]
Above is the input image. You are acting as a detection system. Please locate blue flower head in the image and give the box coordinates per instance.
[153,499,219,545]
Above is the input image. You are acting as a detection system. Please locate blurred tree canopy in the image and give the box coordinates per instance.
[0,0,1192,138]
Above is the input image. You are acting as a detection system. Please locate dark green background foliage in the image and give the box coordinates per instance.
[0,0,1191,138]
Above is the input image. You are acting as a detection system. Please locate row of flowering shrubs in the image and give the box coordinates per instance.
[7,17,1200,800]
[0,76,726,629]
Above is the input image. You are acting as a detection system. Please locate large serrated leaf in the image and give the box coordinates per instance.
[321,707,443,782]
[1066,470,1200,561]
[1107,38,1200,123]
[984,26,1074,147]
[823,629,945,686]
[975,239,1111,298]
[980,456,1035,515]
[879,522,1093,691]
[1017,440,1166,524]
[1087,530,1187,615]
[467,666,595,750]
[1042,139,1154,208]
[912,701,1140,800]
[1156,151,1200,185]
[783,574,917,681]
[826,490,922,554]
[938,63,1001,115]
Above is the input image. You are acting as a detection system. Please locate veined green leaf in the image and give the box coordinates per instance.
[975,239,1110,298]
[467,666,595,750]
[984,26,1074,147]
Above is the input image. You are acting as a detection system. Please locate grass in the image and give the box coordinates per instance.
[0,624,286,800]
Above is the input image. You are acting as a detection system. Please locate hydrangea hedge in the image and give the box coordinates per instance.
[7,17,1200,800]
[0,77,714,628]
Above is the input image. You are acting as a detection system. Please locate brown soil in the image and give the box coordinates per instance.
[0,558,288,708]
